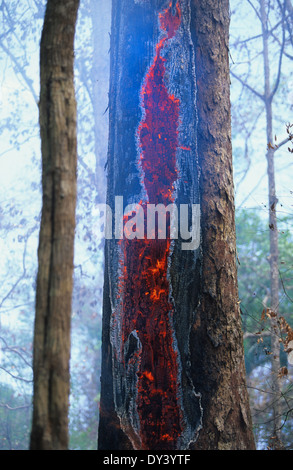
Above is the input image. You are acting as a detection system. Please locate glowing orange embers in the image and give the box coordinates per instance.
[117,2,183,450]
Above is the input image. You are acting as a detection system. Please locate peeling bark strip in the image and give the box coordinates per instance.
[99,0,202,450]
[30,0,79,450]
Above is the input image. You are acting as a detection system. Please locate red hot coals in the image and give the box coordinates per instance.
[138,3,181,205]
[115,2,183,450]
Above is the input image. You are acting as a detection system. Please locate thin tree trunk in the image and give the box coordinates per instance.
[98,0,255,450]
[30,0,79,450]
[89,0,109,201]
[259,0,282,446]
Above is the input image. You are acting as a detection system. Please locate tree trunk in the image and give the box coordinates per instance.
[98,0,255,450]
[30,0,79,450]
[188,0,255,450]
[260,0,282,446]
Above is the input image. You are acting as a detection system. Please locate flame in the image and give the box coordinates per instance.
[117,2,183,450]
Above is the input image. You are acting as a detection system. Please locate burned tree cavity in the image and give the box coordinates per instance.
[98,0,255,451]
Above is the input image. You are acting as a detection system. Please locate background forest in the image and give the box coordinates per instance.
[0,0,292,450]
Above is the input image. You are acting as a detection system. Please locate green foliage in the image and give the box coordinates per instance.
[0,383,32,450]
[236,208,293,448]
[236,208,293,373]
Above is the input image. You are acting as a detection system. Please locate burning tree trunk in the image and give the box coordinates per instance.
[30,0,79,450]
[98,0,255,450]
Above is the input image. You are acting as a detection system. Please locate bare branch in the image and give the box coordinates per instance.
[231,13,292,46]
[279,269,293,303]
[0,223,38,309]
[0,273,26,310]
[247,385,276,396]
[237,171,267,208]
[0,28,13,40]
[0,403,31,411]
[244,331,271,339]
[0,337,32,369]
[78,153,96,182]
[0,366,33,383]
[230,69,264,101]
[247,0,262,21]
[270,2,286,99]
[273,135,293,152]
[0,41,38,104]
